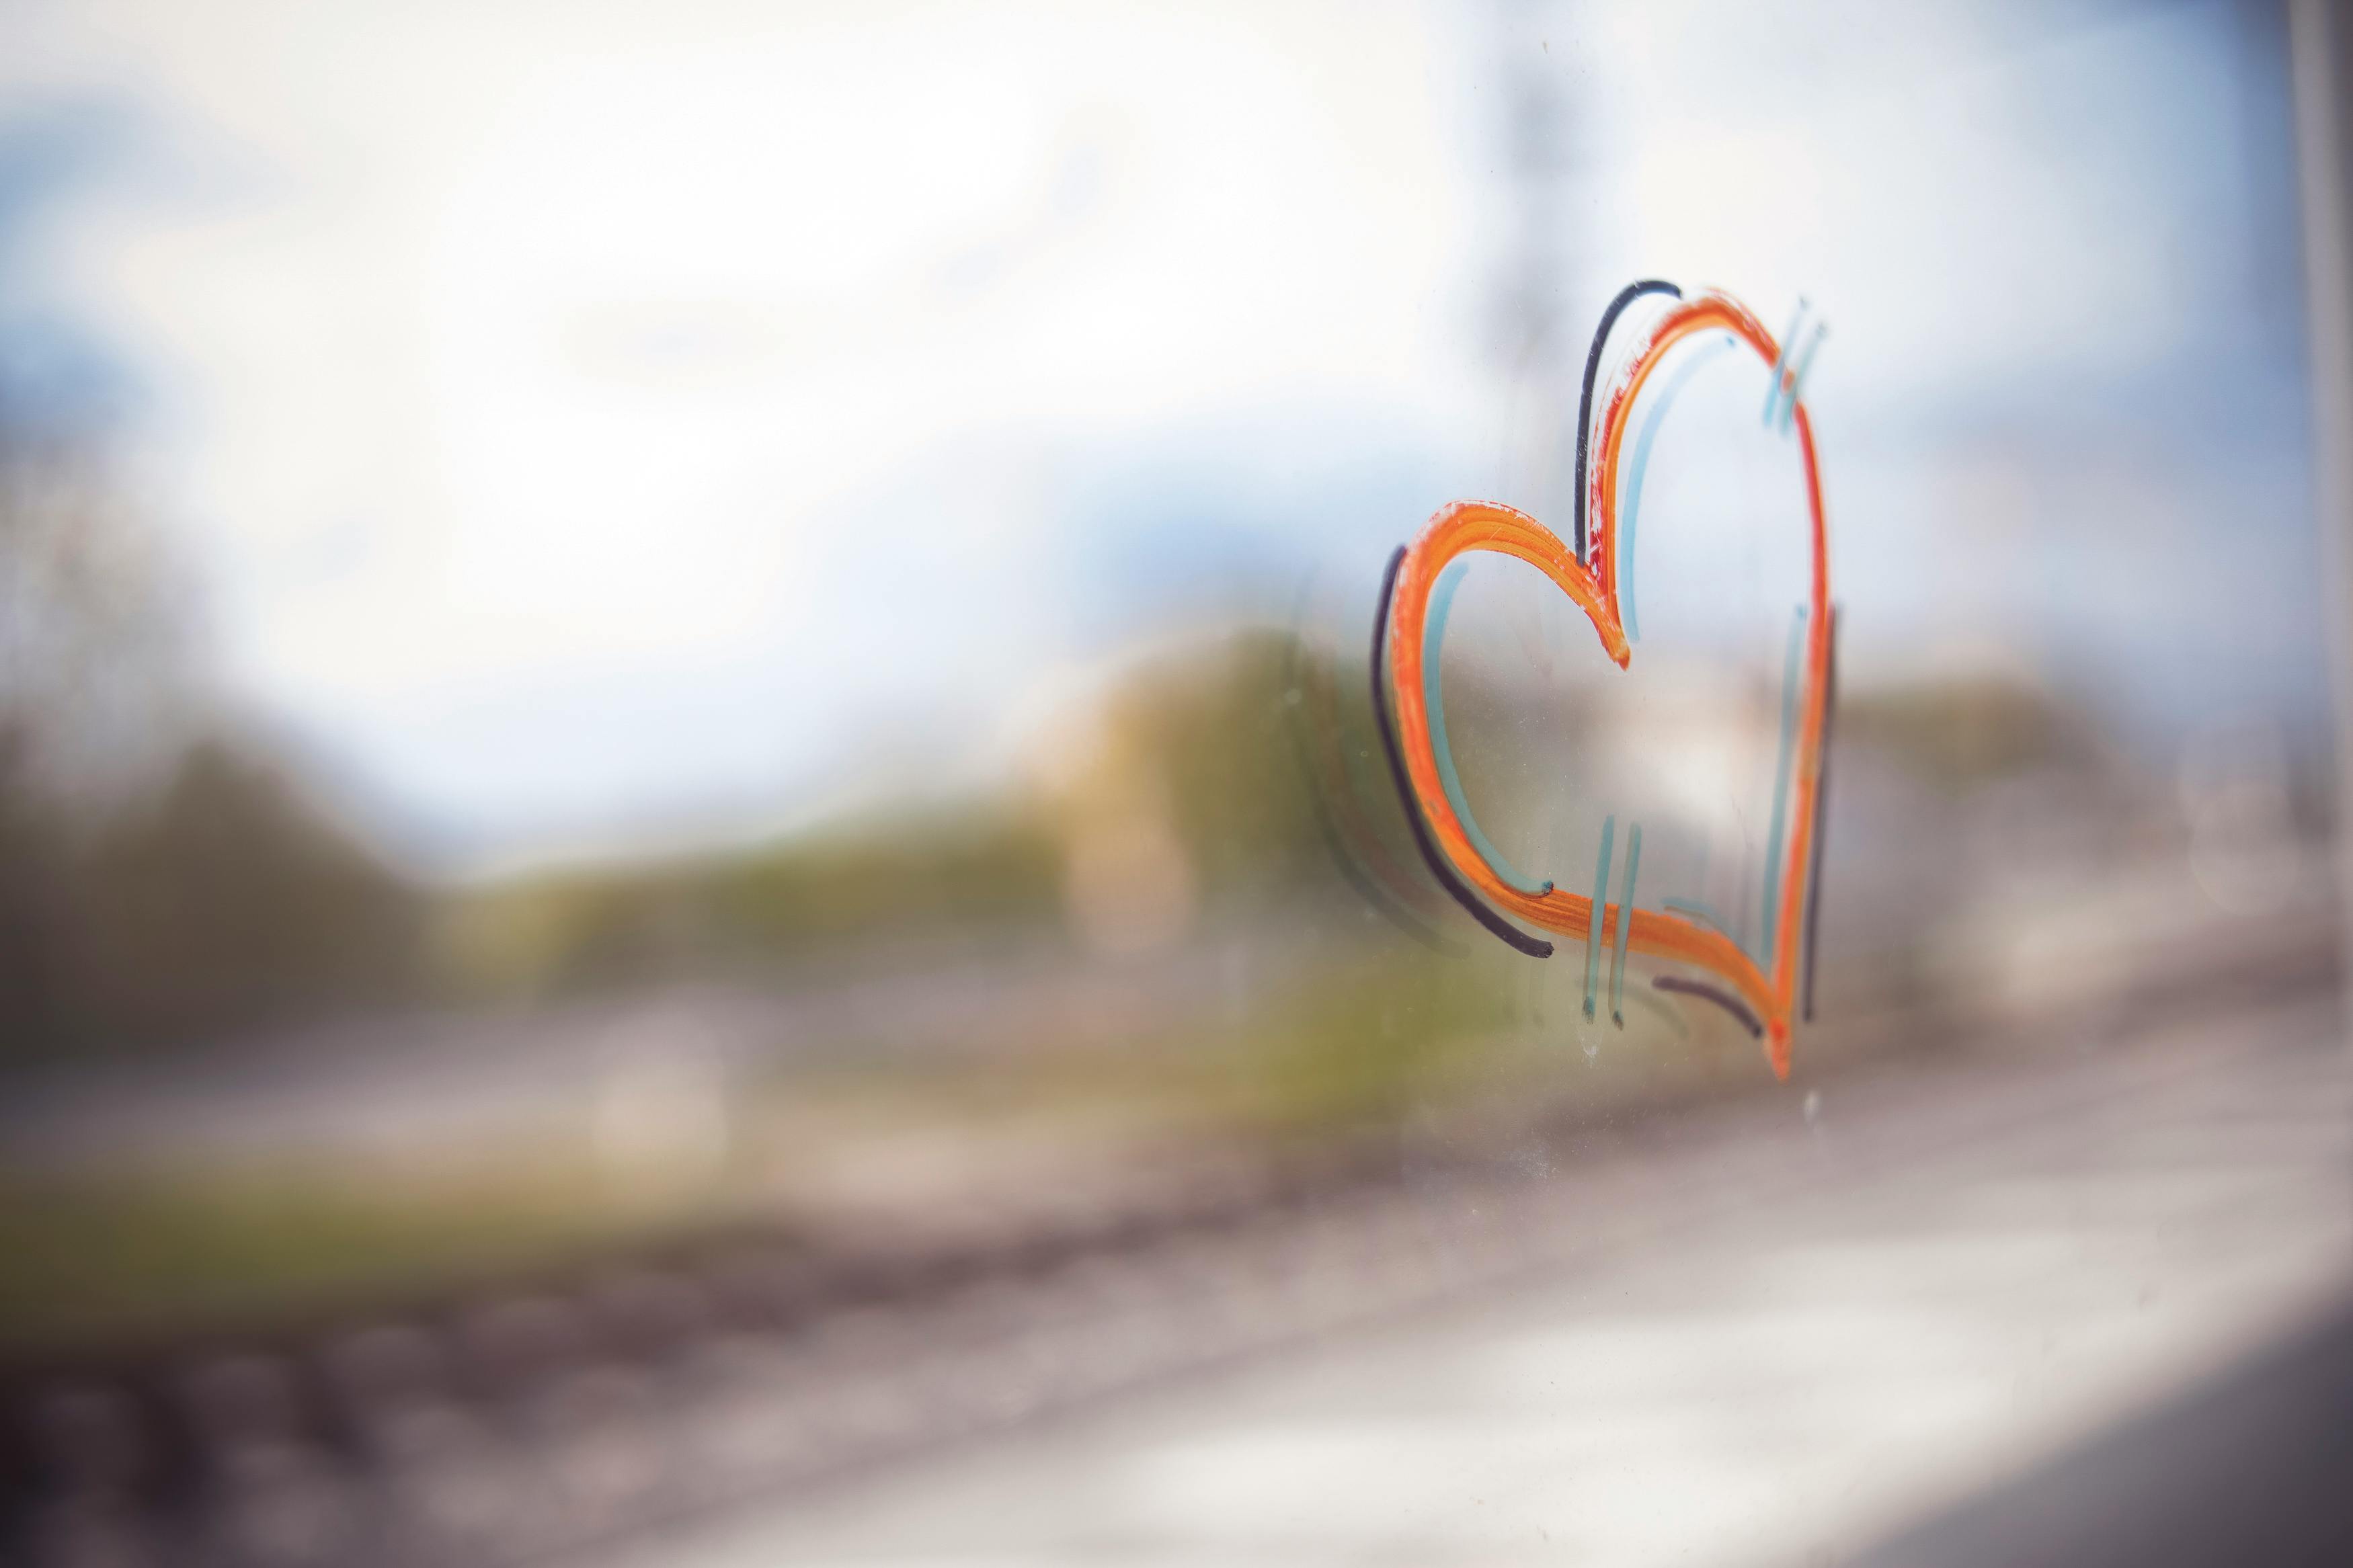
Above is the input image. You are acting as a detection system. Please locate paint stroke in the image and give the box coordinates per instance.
[1653,975,1765,1038]
[1663,895,1737,940]
[1280,629,1460,954]
[1610,821,1642,1026]
[1425,562,1554,896]
[1574,280,1682,565]
[1584,814,1615,1021]
[1758,603,1809,965]
[1762,298,1806,426]
[1369,547,1554,959]
[1801,604,1839,1021]
[1778,322,1828,435]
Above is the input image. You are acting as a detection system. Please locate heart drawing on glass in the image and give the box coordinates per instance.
[1370,281,1834,1081]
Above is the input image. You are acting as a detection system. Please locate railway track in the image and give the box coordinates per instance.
[3,906,2339,1568]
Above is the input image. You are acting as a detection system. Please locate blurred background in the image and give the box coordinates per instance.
[1,0,2348,1563]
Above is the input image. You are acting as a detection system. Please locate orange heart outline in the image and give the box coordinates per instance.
[1376,288,1831,1080]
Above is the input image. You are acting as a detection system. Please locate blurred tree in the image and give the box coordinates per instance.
[1090,629,1328,914]
[0,434,422,1061]
[48,739,424,1048]
[435,628,1341,997]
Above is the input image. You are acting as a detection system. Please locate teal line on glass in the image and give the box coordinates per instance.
[1778,322,1827,435]
[1583,814,1615,1022]
[1424,561,1554,897]
[1663,895,1735,939]
[1759,604,1810,963]
[1763,299,1806,426]
[1622,335,1737,642]
[1610,821,1642,1027]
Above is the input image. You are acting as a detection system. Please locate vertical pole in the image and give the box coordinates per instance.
[2290,0,2353,1028]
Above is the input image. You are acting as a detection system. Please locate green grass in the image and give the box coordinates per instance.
[0,935,1773,1364]
[0,1152,715,1362]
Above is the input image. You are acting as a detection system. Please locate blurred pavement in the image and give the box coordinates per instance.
[594,998,2353,1568]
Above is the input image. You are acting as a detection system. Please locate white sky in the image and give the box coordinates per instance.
[3,0,1502,866]
[0,0,2322,870]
